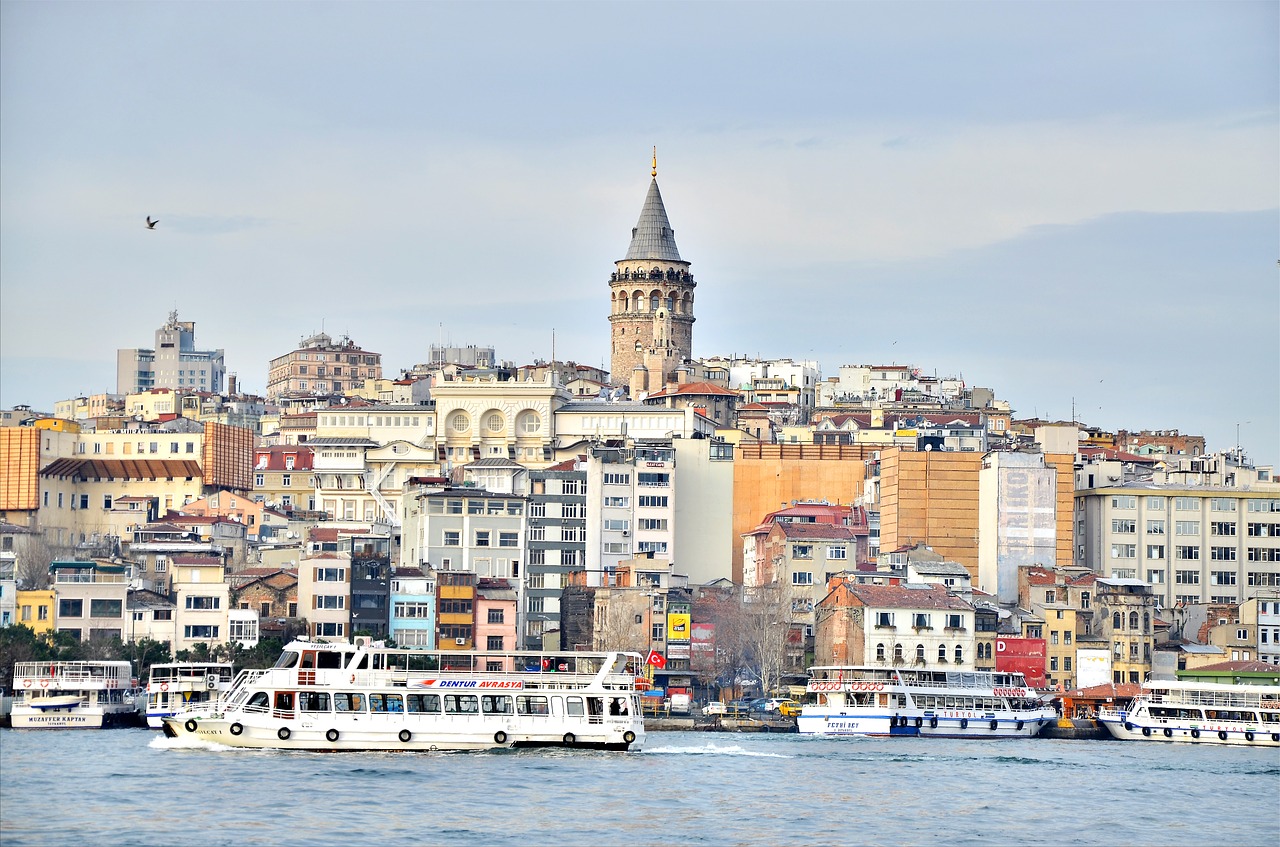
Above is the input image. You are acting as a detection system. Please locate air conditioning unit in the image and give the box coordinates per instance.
[205,675,219,690]
[622,530,629,536]
[454,637,467,646]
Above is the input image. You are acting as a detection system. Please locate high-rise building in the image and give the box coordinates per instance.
[608,153,697,394]
[117,312,226,394]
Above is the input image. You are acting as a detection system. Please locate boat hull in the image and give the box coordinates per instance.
[1099,716,1280,747]
[798,710,1054,738]
[10,705,139,729]
[161,712,644,752]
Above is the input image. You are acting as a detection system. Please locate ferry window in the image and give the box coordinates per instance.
[316,652,343,670]
[517,696,549,716]
[300,692,331,712]
[334,693,365,712]
[444,694,479,714]
[247,692,270,710]
[275,651,300,669]
[370,693,403,713]
[408,694,440,713]
[565,697,585,717]
[482,695,513,715]
[274,692,295,712]
[300,653,315,669]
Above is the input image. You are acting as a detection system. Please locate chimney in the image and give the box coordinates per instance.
[228,373,238,396]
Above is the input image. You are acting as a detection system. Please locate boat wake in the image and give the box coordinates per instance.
[148,734,238,753]
[643,742,791,758]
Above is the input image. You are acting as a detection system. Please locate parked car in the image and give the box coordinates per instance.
[777,701,802,718]
[702,701,727,715]
[726,698,755,716]
[752,697,791,713]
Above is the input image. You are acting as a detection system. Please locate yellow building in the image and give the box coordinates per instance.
[16,589,55,634]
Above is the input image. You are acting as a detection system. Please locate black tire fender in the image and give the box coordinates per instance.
[184,719,198,733]
[623,730,636,745]
[326,728,340,743]
[494,731,508,744]
[563,732,576,746]
[229,722,244,736]
[278,726,291,741]
[399,729,412,743]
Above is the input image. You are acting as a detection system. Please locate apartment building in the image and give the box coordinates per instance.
[50,560,128,642]
[815,582,976,670]
[118,312,226,395]
[266,332,382,400]
[1075,485,1280,608]
[388,568,436,648]
[525,461,587,649]
[171,555,230,652]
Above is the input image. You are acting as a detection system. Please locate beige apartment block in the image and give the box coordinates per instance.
[267,332,382,400]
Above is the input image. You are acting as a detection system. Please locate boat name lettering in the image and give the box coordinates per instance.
[418,679,524,689]
[25,716,88,723]
[993,688,1026,697]
[807,681,885,692]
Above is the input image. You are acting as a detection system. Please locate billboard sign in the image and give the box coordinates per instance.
[995,636,1047,688]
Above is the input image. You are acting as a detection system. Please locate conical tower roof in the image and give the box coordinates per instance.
[624,179,683,262]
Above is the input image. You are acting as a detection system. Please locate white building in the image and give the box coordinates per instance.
[978,450,1059,604]
[117,311,226,395]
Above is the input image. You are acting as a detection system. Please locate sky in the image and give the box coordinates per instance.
[2,2,1276,466]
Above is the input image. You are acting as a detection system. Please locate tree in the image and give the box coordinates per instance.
[740,584,792,697]
[125,638,172,681]
[595,591,644,652]
[14,532,76,590]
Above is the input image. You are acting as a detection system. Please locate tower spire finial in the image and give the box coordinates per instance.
[652,146,657,179]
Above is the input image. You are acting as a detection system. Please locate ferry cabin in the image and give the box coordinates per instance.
[146,663,235,728]
[164,638,646,751]
[801,666,1054,737]
[1099,681,1280,746]
[11,661,138,729]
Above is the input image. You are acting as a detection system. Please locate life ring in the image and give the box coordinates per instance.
[1217,731,1227,741]
[1244,732,1254,742]
[1190,729,1199,739]
[278,727,291,741]
[915,717,924,728]
[326,729,340,742]
[494,731,508,744]
[399,729,412,743]
[989,719,998,730]
[960,718,968,729]
[623,730,636,744]
[929,717,938,729]
[1163,728,1173,738]
[40,680,49,689]
[160,683,169,692]
[563,732,576,746]
[184,719,198,733]
[229,722,244,736]
[1142,727,1151,737]
[22,679,31,688]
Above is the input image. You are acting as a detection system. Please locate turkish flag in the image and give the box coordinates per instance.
[646,650,667,669]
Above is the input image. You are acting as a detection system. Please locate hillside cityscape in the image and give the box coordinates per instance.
[2,166,1277,700]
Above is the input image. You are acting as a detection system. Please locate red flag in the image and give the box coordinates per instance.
[646,650,667,669]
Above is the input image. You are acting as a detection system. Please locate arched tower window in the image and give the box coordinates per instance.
[1113,612,1122,629]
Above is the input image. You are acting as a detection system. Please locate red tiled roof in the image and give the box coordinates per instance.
[778,523,857,541]
[40,458,201,480]
[1060,682,1144,699]
[253,446,315,471]
[646,381,738,399]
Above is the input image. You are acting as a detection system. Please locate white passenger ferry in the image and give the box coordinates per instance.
[145,662,235,728]
[797,666,1056,738]
[1098,680,1280,746]
[161,637,647,752]
[10,661,140,729]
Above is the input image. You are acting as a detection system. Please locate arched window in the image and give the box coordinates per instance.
[876,643,885,661]
[938,644,947,663]
[649,293,660,312]
[634,340,642,352]
[893,644,903,662]
[1129,611,1139,631]
[955,645,963,664]
[1113,612,1122,629]
[915,644,925,663]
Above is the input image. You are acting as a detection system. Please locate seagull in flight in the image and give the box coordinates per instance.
[146,216,158,229]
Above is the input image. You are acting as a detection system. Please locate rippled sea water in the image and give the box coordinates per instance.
[1,728,1277,846]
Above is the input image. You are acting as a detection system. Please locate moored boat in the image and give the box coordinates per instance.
[1097,680,1280,746]
[161,637,647,752]
[11,661,140,729]
[145,662,235,729]
[797,666,1056,738]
